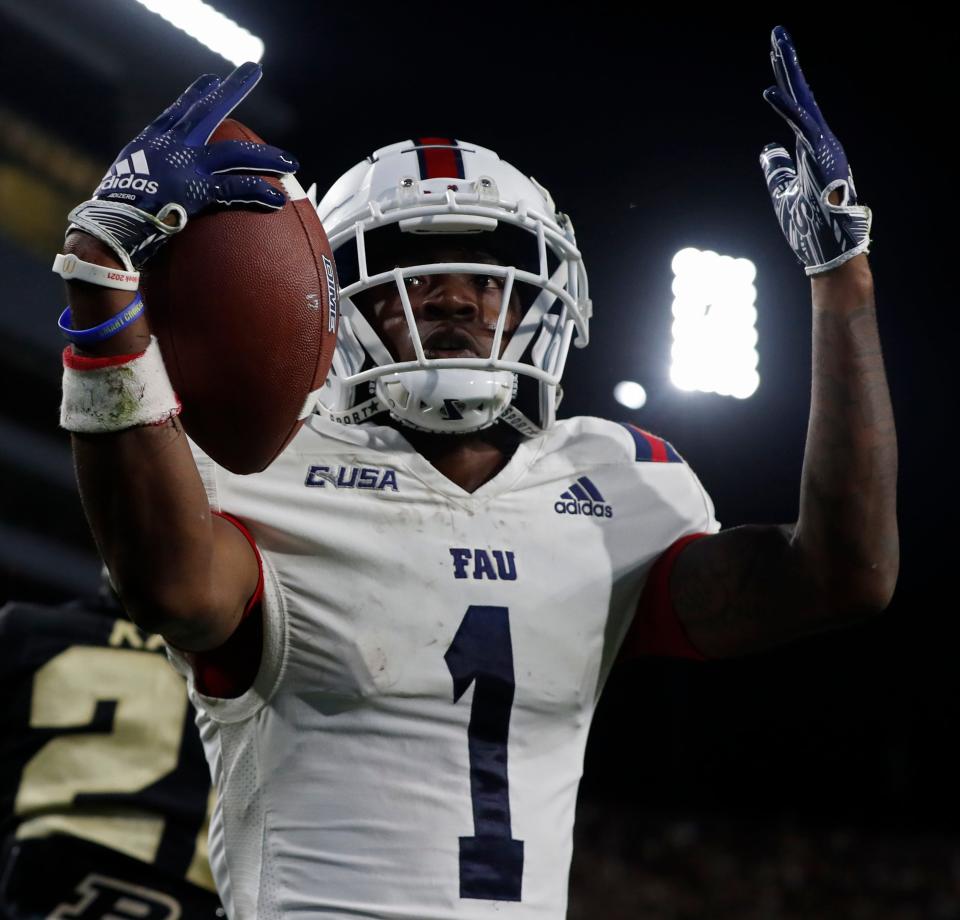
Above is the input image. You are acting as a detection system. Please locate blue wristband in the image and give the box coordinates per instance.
[58,293,144,345]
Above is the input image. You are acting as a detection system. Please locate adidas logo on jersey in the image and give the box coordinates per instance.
[554,476,613,518]
[98,149,159,195]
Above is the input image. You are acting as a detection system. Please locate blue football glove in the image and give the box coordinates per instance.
[759,26,872,275]
[67,62,298,270]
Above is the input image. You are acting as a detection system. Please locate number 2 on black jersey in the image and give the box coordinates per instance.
[444,605,523,902]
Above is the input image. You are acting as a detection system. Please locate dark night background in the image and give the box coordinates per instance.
[0,4,952,911]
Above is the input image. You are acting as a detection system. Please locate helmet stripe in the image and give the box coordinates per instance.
[415,136,465,180]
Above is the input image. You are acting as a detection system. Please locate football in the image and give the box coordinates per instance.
[140,118,338,474]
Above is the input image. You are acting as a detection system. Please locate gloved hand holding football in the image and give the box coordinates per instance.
[68,62,298,270]
[60,63,339,474]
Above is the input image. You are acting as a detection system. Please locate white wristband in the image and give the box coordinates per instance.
[60,335,181,433]
[52,253,140,291]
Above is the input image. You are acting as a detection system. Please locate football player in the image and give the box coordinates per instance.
[0,580,222,918]
[52,26,897,918]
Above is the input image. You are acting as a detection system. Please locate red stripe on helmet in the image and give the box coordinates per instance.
[416,137,464,179]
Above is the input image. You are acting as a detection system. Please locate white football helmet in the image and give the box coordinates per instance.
[313,137,591,436]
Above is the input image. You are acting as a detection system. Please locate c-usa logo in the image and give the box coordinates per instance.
[305,464,399,491]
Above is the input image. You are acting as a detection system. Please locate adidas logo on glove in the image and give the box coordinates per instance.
[98,149,159,195]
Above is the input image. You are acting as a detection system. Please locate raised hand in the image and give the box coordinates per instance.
[759,26,871,275]
[68,62,298,270]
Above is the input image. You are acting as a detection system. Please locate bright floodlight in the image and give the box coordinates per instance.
[132,0,264,65]
[669,247,760,399]
[614,381,647,410]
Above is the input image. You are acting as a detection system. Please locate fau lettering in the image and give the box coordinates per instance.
[449,548,517,581]
[305,465,399,491]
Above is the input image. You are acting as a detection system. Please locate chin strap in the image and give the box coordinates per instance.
[312,394,384,427]
[498,405,544,438]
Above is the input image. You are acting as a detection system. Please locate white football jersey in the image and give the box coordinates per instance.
[169,415,720,919]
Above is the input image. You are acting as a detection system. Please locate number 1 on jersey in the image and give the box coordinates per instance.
[444,605,524,901]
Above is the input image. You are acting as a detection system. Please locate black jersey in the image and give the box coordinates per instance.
[0,595,222,917]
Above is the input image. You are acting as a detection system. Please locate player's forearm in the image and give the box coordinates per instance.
[795,253,898,610]
[71,422,226,628]
[64,235,225,634]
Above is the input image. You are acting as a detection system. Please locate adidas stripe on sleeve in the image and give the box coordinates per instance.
[618,423,720,661]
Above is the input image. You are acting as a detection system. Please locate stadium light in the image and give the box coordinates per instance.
[669,247,760,399]
[131,0,264,65]
[614,381,647,410]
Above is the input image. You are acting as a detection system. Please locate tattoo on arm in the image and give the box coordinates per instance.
[800,301,899,599]
[668,260,897,660]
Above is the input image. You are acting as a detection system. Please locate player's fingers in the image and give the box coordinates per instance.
[212,174,285,209]
[762,86,820,154]
[149,74,221,133]
[205,140,299,175]
[770,25,828,128]
[758,142,796,198]
[176,62,263,146]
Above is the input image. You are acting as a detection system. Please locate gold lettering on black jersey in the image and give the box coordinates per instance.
[49,873,181,919]
[108,621,143,649]
[15,647,188,865]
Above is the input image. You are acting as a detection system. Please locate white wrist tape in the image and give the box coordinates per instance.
[52,253,140,291]
[60,335,181,433]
